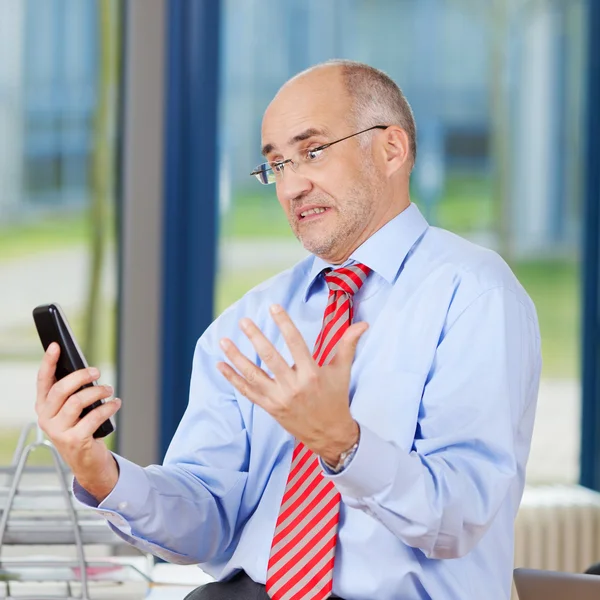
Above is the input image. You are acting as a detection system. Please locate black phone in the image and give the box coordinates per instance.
[32,303,115,439]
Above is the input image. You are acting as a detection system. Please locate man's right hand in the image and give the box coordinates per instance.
[35,342,122,503]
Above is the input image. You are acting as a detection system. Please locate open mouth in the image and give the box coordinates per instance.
[299,207,330,220]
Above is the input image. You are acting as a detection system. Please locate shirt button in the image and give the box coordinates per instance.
[117,501,128,511]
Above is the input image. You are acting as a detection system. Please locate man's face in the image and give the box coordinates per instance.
[261,70,384,264]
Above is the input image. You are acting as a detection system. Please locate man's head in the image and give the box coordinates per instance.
[259,60,416,264]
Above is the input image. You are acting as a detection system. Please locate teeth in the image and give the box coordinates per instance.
[300,207,327,218]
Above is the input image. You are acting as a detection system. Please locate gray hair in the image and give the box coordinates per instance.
[291,59,417,167]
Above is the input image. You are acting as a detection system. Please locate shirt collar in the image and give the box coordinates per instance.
[302,202,429,302]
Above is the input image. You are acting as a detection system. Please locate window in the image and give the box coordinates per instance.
[217,0,587,484]
[0,0,122,463]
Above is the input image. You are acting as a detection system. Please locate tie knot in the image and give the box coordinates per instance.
[324,263,371,296]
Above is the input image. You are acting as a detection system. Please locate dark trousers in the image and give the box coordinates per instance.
[183,571,271,600]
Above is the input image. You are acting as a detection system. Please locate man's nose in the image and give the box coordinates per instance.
[276,166,313,205]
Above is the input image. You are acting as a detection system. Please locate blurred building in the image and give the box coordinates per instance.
[220,0,585,258]
[0,0,586,259]
[0,0,97,222]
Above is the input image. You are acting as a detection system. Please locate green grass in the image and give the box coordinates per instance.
[511,259,580,379]
[215,268,286,316]
[222,173,495,241]
[0,175,490,256]
[0,303,117,365]
[0,429,54,466]
[0,213,90,260]
[0,175,581,379]
[0,427,116,470]
[220,190,294,239]
[429,173,495,234]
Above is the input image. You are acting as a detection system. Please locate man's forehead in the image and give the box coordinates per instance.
[261,125,332,157]
[261,73,349,154]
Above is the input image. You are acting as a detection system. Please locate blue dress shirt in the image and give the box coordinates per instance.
[75,203,541,600]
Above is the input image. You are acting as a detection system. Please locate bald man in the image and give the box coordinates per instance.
[36,60,541,600]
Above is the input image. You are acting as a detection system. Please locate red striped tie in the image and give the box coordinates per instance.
[266,263,371,600]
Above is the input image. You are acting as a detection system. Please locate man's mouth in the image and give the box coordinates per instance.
[298,207,330,220]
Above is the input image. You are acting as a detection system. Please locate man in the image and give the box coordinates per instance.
[36,60,541,600]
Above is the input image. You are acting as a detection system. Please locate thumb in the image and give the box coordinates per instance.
[331,322,369,369]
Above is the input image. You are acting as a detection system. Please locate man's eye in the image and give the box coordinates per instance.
[306,148,324,161]
[272,162,285,173]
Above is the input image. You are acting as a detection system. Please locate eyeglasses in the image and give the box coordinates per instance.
[250,125,389,185]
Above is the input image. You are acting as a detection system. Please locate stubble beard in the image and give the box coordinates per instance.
[293,166,380,260]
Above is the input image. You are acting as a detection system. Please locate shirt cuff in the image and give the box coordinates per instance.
[322,423,421,500]
[72,455,195,564]
[73,453,151,522]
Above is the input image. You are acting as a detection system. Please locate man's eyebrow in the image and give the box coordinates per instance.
[261,143,275,157]
[288,127,328,146]
[261,127,329,157]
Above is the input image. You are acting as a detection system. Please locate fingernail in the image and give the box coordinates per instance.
[104,384,114,395]
[220,338,232,350]
[48,343,58,354]
[270,304,282,314]
[89,367,100,378]
[239,318,251,331]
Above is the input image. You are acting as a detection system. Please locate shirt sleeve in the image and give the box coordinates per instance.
[325,286,541,559]
[73,329,250,564]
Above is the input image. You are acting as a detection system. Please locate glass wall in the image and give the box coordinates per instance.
[217,0,587,484]
[0,0,121,463]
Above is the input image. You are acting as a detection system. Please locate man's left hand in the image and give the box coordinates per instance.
[216,304,368,465]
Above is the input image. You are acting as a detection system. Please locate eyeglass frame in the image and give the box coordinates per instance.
[249,125,389,184]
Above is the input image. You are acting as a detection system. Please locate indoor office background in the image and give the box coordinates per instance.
[0,0,599,590]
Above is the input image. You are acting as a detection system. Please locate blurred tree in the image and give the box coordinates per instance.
[83,0,120,364]
[489,0,512,259]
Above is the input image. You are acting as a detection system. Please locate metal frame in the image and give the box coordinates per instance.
[116,0,167,466]
[0,425,152,599]
[0,428,89,600]
[116,0,222,464]
[580,0,600,490]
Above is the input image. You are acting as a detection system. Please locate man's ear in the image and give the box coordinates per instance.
[380,126,411,176]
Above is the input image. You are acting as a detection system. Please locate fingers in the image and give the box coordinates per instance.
[219,337,273,391]
[71,397,121,439]
[268,305,314,371]
[41,367,102,420]
[330,321,369,370]
[237,317,292,381]
[216,361,270,409]
[36,342,60,413]
[53,384,115,430]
